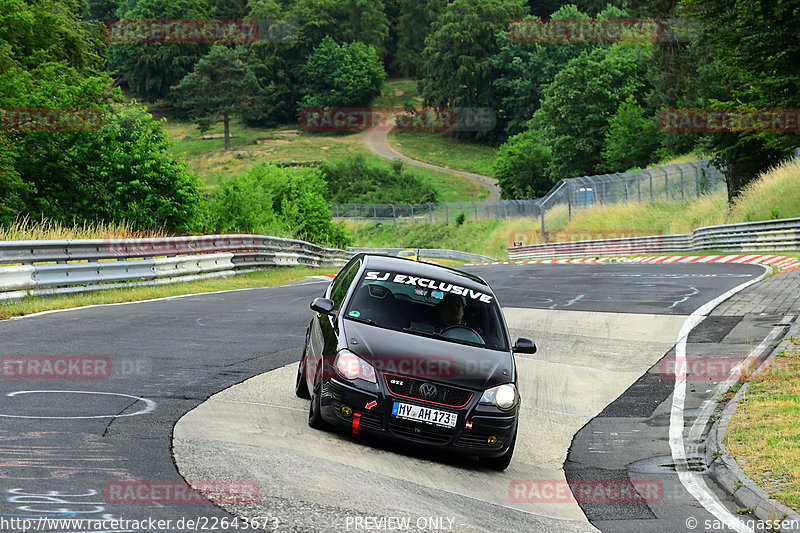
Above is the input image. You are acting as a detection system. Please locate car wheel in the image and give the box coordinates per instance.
[307,367,331,430]
[295,351,310,399]
[479,430,516,471]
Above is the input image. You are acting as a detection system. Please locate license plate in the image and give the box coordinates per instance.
[391,401,457,428]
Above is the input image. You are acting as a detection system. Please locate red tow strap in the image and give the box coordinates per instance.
[352,412,361,435]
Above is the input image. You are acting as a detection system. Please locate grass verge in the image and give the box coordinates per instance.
[388,130,498,176]
[371,79,422,108]
[346,217,543,259]
[726,336,800,510]
[162,119,483,202]
[0,267,336,321]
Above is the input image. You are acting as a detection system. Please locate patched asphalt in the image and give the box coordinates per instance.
[0,262,781,532]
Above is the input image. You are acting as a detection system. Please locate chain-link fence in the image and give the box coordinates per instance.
[538,158,725,214]
[332,159,727,228]
[331,200,542,225]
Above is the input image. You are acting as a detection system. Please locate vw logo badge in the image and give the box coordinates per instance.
[418,383,437,399]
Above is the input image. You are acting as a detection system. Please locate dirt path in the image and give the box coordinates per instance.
[361,126,501,202]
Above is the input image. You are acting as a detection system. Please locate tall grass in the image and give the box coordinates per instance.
[348,157,799,255]
[730,159,800,222]
[1,216,168,241]
[557,191,728,236]
[346,217,542,259]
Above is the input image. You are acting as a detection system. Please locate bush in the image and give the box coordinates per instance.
[600,95,662,173]
[299,37,385,109]
[320,155,438,204]
[493,129,554,199]
[77,104,205,231]
[12,101,204,232]
[206,162,350,248]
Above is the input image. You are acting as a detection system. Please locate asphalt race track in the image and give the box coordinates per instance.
[0,262,776,532]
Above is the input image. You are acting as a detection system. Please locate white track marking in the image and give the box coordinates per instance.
[669,264,770,533]
[0,390,156,419]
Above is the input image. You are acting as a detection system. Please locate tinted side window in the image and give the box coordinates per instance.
[332,260,361,310]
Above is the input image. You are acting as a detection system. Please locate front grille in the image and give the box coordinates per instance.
[388,420,453,444]
[358,410,383,431]
[384,375,473,407]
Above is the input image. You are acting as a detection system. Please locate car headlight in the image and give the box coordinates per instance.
[480,383,517,410]
[334,349,377,383]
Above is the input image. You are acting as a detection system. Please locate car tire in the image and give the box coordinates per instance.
[295,351,310,400]
[307,368,331,430]
[479,430,516,471]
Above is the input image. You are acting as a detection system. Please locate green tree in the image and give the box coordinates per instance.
[634,0,720,159]
[493,4,627,135]
[0,0,107,74]
[109,0,211,101]
[418,0,526,125]
[208,0,248,19]
[600,95,662,172]
[0,136,27,225]
[172,45,261,152]
[13,103,203,231]
[84,0,120,22]
[394,0,446,77]
[681,0,800,202]
[299,37,385,109]
[243,0,389,126]
[493,4,599,137]
[535,42,652,178]
[493,129,553,199]
[284,0,390,60]
[1,0,202,230]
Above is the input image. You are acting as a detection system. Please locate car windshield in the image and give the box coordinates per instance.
[397,251,416,258]
[344,269,509,351]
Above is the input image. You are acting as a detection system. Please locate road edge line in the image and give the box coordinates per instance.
[669,263,770,533]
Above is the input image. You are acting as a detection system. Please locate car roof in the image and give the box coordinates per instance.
[359,254,490,289]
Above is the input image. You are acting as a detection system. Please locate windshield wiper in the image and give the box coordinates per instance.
[402,326,489,348]
[402,326,446,340]
[344,314,379,327]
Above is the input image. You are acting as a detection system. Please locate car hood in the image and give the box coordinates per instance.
[341,320,514,390]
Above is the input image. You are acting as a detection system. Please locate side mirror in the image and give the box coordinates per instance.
[310,297,335,316]
[513,337,537,354]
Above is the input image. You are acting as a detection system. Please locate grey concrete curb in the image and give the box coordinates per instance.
[709,317,800,524]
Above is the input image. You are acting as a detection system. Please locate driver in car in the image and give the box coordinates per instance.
[434,293,465,331]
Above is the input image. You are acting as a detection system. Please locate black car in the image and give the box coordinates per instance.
[296,254,536,470]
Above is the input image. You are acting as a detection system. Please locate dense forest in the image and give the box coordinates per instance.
[1,0,798,244]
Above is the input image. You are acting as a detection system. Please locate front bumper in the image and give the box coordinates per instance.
[319,378,518,458]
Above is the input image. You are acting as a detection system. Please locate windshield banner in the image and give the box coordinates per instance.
[364,271,493,304]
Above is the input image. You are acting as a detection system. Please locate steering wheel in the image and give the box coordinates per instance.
[439,325,485,344]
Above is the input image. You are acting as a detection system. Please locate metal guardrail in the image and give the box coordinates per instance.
[0,234,353,300]
[348,247,496,263]
[508,235,692,260]
[508,217,800,260]
[692,218,800,252]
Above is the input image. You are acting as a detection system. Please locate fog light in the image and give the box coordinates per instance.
[487,436,498,445]
[341,405,353,416]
